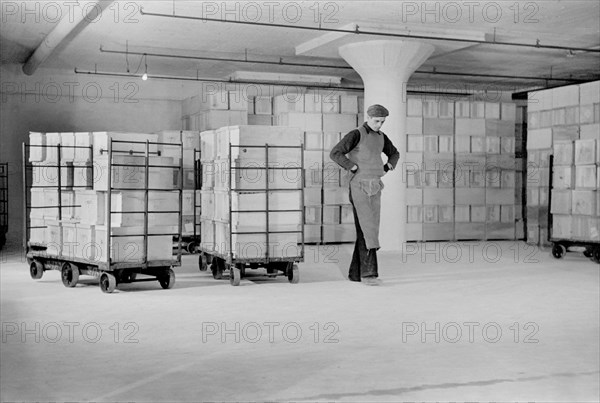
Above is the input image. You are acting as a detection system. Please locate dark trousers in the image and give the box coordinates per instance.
[348,192,378,280]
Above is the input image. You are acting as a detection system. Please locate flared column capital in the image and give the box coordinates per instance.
[339,40,435,81]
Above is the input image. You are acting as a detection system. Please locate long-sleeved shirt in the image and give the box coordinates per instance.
[329,122,400,171]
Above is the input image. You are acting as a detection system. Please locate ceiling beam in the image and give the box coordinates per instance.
[23,0,114,75]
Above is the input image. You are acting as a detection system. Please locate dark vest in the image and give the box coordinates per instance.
[346,125,385,178]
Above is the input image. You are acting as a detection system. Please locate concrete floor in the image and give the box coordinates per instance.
[1,241,598,402]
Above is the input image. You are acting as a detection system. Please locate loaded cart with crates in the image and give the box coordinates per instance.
[548,138,600,263]
[197,125,305,286]
[23,131,185,293]
[0,163,7,249]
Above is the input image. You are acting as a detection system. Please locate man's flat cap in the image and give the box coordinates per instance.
[367,104,389,117]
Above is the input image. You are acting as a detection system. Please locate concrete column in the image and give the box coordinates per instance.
[339,40,434,251]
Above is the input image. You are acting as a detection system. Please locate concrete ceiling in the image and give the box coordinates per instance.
[1,0,599,94]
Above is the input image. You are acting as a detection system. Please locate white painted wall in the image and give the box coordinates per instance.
[0,64,184,247]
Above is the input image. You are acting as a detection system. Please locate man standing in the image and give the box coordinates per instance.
[330,104,400,286]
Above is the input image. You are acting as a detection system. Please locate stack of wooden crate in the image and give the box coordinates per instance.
[405,97,521,241]
[28,131,182,263]
[273,91,362,243]
[527,80,600,246]
[551,138,599,241]
[199,125,303,259]
[183,90,248,131]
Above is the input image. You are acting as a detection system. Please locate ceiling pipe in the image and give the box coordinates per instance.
[100,46,594,83]
[23,0,115,75]
[73,68,474,97]
[99,45,351,70]
[139,9,600,54]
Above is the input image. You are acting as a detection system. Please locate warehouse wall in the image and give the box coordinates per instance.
[0,64,184,248]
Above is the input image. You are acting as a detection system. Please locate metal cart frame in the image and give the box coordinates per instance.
[23,136,185,292]
[547,155,600,263]
[198,142,304,286]
[0,163,7,249]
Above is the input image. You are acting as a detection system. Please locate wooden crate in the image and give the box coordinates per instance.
[93,155,177,192]
[322,114,358,133]
[214,125,303,160]
[550,190,572,214]
[213,190,302,227]
[455,223,485,240]
[423,223,454,241]
[572,190,596,215]
[94,226,175,263]
[276,112,323,131]
[29,132,46,162]
[575,165,597,189]
[486,223,515,240]
[574,139,597,165]
[322,224,355,243]
[214,221,301,259]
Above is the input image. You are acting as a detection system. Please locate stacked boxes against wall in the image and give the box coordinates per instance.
[273,91,362,243]
[527,80,600,246]
[27,131,183,263]
[405,97,522,241]
[154,131,201,238]
[199,125,303,260]
[182,90,248,131]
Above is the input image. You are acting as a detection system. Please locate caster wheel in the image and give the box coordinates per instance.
[212,259,223,280]
[30,260,44,280]
[61,262,79,288]
[187,241,198,254]
[230,264,241,286]
[583,249,593,258]
[593,248,600,264]
[551,243,566,259]
[159,268,176,289]
[288,264,299,284]
[100,273,117,293]
[199,253,208,272]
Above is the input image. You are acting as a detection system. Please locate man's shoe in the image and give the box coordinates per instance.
[362,277,382,286]
[348,276,361,282]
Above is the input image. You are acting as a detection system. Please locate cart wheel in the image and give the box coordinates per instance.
[187,241,198,254]
[30,260,44,280]
[0,233,5,249]
[199,253,208,272]
[212,258,223,280]
[61,262,79,288]
[288,264,299,284]
[230,264,241,286]
[551,243,566,259]
[159,268,176,289]
[592,248,600,264]
[583,249,593,258]
[100,273,116,293]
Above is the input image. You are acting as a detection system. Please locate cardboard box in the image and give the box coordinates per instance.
[572,190,596,215]
[322,114,357,133]
[198,110,248,131]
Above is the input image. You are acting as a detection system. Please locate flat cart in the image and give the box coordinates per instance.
[547,155,600,263]
[0,163,7,249]
[23,136,184,292]
[198,140,304,286]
